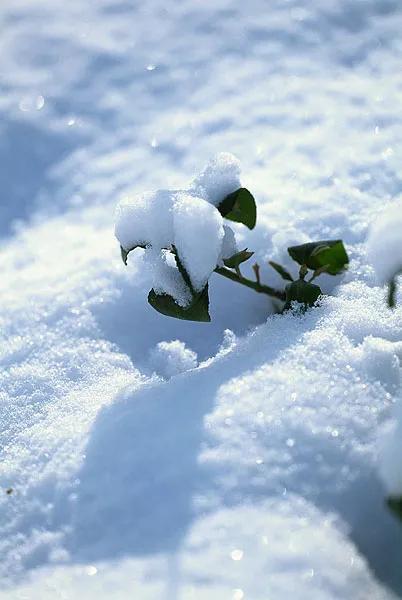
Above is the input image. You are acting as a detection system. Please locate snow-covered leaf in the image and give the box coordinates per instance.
[148,285,210,321]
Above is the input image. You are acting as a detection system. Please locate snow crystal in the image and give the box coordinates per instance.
[367,201,402,284]
[192,152,241,207]
[148,339,198,378]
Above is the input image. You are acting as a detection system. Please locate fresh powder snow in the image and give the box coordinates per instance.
[1,0,402,599]
[191,152,242,207]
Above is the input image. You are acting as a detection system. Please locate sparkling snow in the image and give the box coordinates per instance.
[1,0,402,598]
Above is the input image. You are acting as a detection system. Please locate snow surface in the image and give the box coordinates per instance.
[1,0,402,598]
[367,200,402,284]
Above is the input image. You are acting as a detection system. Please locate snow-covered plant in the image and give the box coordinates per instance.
[367,201,402,308]
[115,154,349,321]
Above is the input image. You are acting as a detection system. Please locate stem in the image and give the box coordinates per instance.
[388,277,396,308]
[215,266,286,301]
[253,263,261,285]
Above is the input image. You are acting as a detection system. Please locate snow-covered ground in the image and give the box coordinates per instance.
[1,0,402,598]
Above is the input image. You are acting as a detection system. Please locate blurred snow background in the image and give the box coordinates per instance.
[0,0,402,598]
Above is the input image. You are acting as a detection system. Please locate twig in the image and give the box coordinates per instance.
[214,266,286,301]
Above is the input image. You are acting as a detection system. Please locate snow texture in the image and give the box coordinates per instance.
[192,152,241,207]
[115,190,175,252]
[172,192,224,291]
[149,340,198,379]
[1,0,402,598]
[367,200,402,284]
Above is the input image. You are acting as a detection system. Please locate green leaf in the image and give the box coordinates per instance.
[387,497,402,523]
[218,188,257,230]
[268,261,294,282]
[287,240,349,276]
[309,264,330,281]
[148,285,211,322]
[223,249,254,269]
[284,279,322,310]
[387,270,401,308]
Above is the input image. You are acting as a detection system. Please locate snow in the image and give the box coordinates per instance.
[172,192,224,291]
[192,152,241,207]
[2,498,390,600]
[149,340,198,379]
[219,224,239,264]
[1,0,402,598]
[367,200,402,285]
[377,339,402,497]
[379,402,402,498]
[115,190,175,252]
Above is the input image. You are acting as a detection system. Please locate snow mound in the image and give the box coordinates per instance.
[148,339,198,378]
[367,201,402,284]
[4,498,390,600]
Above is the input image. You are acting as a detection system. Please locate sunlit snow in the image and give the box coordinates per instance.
[0,0,402,598]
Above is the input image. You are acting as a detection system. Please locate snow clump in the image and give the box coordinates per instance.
[115,154,241,304]
[148,339,198,378]
[191,152,241,207]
